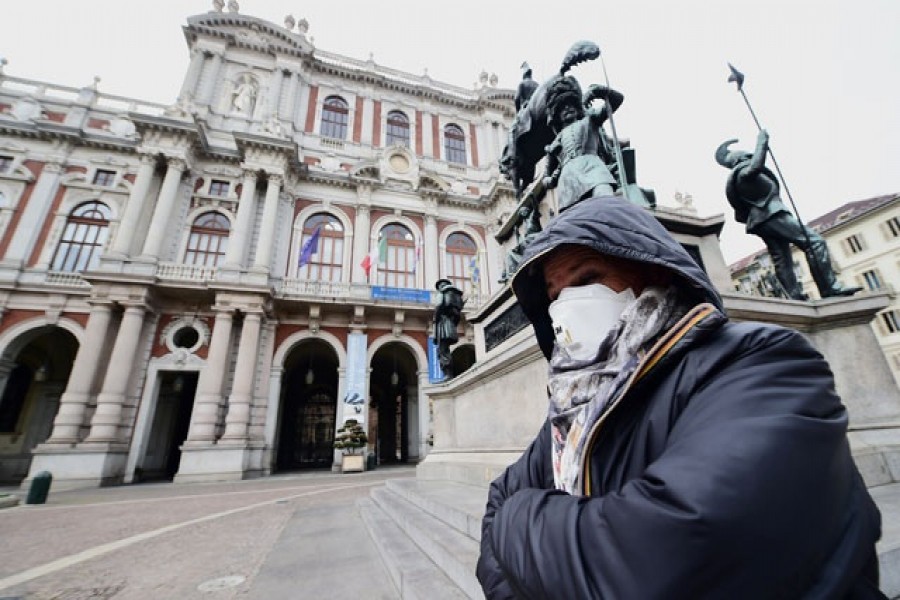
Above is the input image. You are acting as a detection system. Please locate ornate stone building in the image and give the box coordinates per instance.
[0,4,517,487]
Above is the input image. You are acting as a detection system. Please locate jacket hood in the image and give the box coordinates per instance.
[511,195,725,359]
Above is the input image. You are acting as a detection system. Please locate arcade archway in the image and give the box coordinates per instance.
[369,342,418,464]
[276,339,339,470]
[0,325,78,483]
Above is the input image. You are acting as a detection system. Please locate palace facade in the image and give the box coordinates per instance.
[0,5,517,487]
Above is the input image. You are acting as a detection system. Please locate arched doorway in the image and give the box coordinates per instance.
[276,339,339,470]
[370,342,418,465]
[0,326,78,483]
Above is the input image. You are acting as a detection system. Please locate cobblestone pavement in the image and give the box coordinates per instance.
[0,467,415,599]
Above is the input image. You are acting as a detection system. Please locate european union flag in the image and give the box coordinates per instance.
[298,226,321,268]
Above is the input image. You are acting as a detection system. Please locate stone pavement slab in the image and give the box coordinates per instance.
[245,492,398,599]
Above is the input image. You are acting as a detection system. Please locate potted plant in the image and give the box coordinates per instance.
[334,419,368,473]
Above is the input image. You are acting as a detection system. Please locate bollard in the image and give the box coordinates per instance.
[26,471,52,505]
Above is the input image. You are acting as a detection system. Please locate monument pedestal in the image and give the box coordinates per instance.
[421,206,900,490]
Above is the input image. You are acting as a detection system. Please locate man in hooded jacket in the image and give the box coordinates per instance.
[475,195,883,598]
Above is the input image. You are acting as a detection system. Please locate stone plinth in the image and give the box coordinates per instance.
[421,286,900,489]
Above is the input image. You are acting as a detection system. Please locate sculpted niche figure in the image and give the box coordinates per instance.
[434,279,464,377]
[716,130,860,300]
[231,75,258,115]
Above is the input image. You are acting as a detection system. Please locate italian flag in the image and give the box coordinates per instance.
[361,235,388,277]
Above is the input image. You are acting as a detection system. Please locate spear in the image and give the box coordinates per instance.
[727,63,808,228]
[727,63,819,287]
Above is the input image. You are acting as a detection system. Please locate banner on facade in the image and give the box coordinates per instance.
[343,332,368,424]
[371,286,432,304]
[428,337,445,383]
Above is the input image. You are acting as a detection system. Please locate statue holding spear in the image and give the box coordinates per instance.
[717,63,860,300]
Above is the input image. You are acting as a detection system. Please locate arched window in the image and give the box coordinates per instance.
[51,201,111,272]
[184,211,230,267]
[320,96,349,140]
[445,232,478,294]
[386,110,410,147]
[297,213,344,282]
[378,223,416,289]
[444,124,466,165]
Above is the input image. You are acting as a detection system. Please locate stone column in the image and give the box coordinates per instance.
[43,304,114,445]
[424,214,439,286]
[197,51,224,106]
[110,154,156,257]
[183,309,233,444]
[351,203,371,283]
[251,174,282,271]
[223,169,258,268]
[140,157,186,260]
[178,48,205,103]
[220,311,263,442]
[82,305,146,444]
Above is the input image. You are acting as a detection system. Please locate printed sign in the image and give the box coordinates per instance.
[343,332,368,424]
[428,337,445,383]
[371,286,432,304]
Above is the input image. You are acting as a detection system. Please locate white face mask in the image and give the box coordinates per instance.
[548,283,636,361]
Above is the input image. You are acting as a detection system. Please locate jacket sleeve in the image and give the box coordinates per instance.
[485,326,870,599]
[476,421,554,599]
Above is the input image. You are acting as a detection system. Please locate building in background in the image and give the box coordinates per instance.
[0,4,518,487]
[730,193,900,386]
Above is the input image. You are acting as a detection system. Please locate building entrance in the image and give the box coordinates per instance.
[370,343,418,465]
[277,340,338,470]
[0,325,77,483]
[139,371,198,481]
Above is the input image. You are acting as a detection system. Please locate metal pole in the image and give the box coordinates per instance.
[729,63,819,289]
[598,55,628,193]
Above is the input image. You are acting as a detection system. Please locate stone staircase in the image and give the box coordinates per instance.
[360,471,900,599]
[358,477,486,599]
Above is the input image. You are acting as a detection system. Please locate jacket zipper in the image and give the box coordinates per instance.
[580,304,716,495]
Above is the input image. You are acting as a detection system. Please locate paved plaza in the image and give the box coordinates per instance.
[0,467,417,599]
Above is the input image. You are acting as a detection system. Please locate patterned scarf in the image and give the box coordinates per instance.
[547,285,688,494]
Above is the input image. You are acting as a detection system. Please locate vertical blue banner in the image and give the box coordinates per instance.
[343,332,368,424]
[428,337,445,383]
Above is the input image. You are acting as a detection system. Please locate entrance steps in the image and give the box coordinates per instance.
[361,474,900,599]
[358,478,487,599]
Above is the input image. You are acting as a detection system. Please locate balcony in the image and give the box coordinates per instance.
[156,263,217,283]
[44,271,90,288]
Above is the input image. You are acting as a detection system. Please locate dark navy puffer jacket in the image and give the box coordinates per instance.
[476,196,883,599]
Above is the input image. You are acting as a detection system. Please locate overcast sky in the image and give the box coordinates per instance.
[1,0,897,263]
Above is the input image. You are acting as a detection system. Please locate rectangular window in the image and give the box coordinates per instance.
[886,216,900,238]
[879,310,900,334]
[209,180,230,197]
[92,169,116,187]
[844,234,865,255]
[861,269,882,290]
[0,155,13,173]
